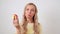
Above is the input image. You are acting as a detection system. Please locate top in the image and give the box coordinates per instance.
[27,23,34,34]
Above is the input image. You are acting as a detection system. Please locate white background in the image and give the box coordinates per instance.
[0,0,60,34]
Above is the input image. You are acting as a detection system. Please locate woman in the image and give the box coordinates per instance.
[13,3,41,34]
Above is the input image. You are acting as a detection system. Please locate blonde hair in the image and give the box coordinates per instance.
[22,3,40,34]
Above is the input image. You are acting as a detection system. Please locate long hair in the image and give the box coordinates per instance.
[22,3,40,34]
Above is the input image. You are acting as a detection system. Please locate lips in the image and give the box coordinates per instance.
[28,15,31,17]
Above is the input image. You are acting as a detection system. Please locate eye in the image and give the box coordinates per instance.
[26,8,29,11]
[31,9,35,12]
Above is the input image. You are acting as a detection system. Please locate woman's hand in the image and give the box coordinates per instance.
[13,14,20,29]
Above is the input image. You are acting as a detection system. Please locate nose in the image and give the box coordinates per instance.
[28,10,31,14]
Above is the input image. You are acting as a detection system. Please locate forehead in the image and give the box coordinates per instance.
[26,5,35,9]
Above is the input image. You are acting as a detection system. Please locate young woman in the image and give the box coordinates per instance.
[13,3,41,34]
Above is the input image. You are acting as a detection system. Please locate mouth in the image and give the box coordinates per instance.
[28,15,31,17]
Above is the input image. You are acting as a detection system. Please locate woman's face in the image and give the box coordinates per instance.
[25,5,35,19]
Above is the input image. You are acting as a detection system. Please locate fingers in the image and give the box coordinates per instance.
[13,14,21,29]
[13,14,18,20]
[13,14,19,24]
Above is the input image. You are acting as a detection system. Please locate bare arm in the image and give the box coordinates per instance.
[16,29,21,34]
[13,14,21,34]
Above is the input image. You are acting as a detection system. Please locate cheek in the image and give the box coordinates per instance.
[25,11,28,17]
[31,12,35,17]
[25,10,35,18]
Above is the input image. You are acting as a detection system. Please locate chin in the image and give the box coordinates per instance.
[27,16,31,19]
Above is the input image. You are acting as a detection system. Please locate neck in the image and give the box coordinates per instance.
[27,18,33,23]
